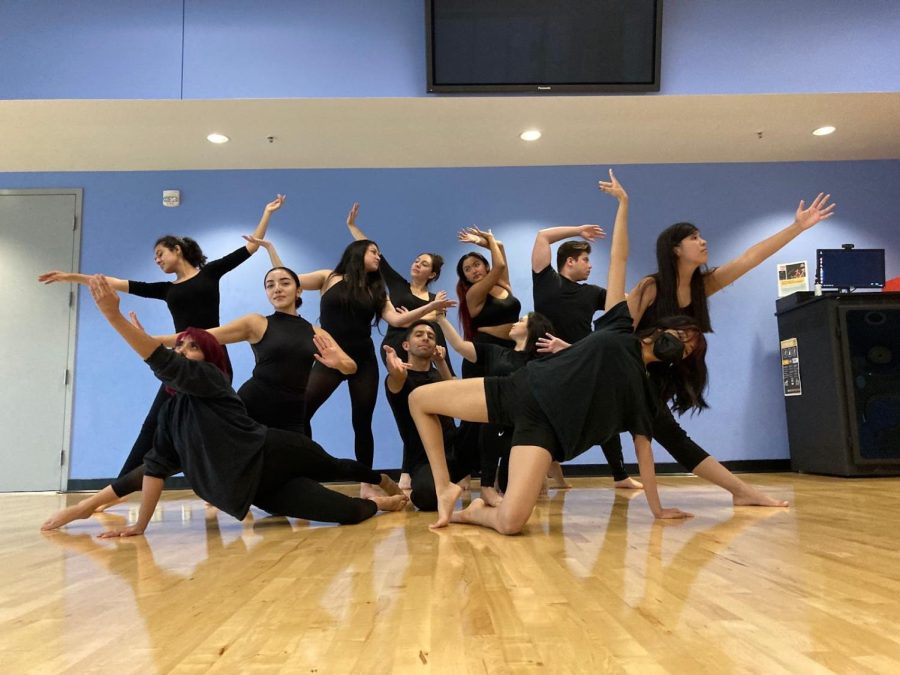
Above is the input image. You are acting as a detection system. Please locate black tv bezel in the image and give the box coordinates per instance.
[816,248,887,290]
[425,0,664,94]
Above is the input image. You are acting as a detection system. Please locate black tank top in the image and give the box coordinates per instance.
[249,313,317,396]
[471,291,521,332]
[319,279,379,353]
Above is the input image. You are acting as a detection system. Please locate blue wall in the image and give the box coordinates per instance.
[3,161,899,477]
[1,1,898,479]
[2,0,898,99]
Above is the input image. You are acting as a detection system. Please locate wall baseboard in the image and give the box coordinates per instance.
[64,460,792,492]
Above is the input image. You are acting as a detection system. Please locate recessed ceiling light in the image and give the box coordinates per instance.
[207,133,230,144]
[812,126,836,136]
[520,129,542,142]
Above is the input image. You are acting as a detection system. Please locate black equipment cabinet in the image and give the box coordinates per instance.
[775,292,900,476]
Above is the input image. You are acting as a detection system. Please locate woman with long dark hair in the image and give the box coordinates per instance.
[622,194,835,506]
[252,234,454,488]
[409,172,704,532]
[38,195,286,506]
[344,202,454,372]
[43,275,406,534]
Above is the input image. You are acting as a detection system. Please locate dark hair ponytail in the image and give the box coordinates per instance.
[154,235,207,269]
[522,312,555,360]
[423,253,445,285]
[264,267,303,308]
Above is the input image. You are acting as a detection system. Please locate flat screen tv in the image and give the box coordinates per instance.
[817,248,886,291]
[426,0,663,93]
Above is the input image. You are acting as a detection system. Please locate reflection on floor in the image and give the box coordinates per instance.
[5,474,900,672]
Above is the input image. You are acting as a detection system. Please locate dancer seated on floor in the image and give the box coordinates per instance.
[42,275,406,535]
[435,309,556,503]
[383,321,469,511]
[409,169,707,533]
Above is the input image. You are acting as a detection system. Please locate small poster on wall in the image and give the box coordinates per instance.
[777,260,810,297]
[780,337,802,396]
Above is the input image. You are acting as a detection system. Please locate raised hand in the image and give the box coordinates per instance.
[536,333,571,354]
[598,168,627,202]
[264,194,286,213]
[346,202,360,227]
[383,345,410,374]
[127,311,145,332]
[88,274,120,317]
[430,290,457,312]
[432,344,447,364]
[578,224,606,241]
[311,333,336,366]
[242,234,273,250]
[794,193,835,230]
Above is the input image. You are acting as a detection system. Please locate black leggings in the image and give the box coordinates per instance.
[409,457,469,512]
[252,428,379,524]
[651,404,710,471]
[304,343,379,468]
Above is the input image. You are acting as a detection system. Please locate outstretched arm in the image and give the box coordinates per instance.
[634,435,692,520]
[436,314,477,363]
[345,202,368,241]
[243,194,285,255]
[39,271,129,292]
[89,275,161,359]
[459,227,507,317]
[382,292,456,328]
[97,474,164,538]
[531,224,605,273]
[705,193,835,295]
[384,345,410,394]
[599,170,630,310]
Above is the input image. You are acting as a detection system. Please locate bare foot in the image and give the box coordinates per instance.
[481,486,504,507]
[457,475,471,491]
[431,483,463,529]
[369,494,408,512]
[732,484,789,507]
[450,497,488,524]
[93,495,129,513]
[359,482,385,500]
[614,477,644,490]
[41,502,94,531]
[398,472,412,491]
[378,474,404,497]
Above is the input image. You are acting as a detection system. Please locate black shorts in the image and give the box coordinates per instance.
[483,370,563,460]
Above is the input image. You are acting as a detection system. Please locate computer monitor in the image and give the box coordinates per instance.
[817,248,886,290]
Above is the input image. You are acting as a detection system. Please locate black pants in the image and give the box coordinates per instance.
[409,457,469,512]
[251,428,379,524]
[304,343,379,468]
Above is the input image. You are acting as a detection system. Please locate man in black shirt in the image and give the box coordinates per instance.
[531,223,643,489]
[384,320,465,511]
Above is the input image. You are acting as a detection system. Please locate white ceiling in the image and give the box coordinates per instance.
[1,92,898,172]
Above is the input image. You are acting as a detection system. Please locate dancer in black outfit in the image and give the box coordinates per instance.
[383,321,467,511]
[344,202,454,373]
[454,226,522,485]
[617,193,835,507]
[531,218,643,490]
[42,276,406,534]
[436,310,555,506]
[252,234,454,489]
[38,195,286,506]
[409,171,706,532]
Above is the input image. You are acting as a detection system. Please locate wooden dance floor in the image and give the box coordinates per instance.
[5,474,900,673]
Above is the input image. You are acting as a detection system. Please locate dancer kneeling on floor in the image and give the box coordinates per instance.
[408,170,707,533]
[43,275,405,536]
[383,321,468,512]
